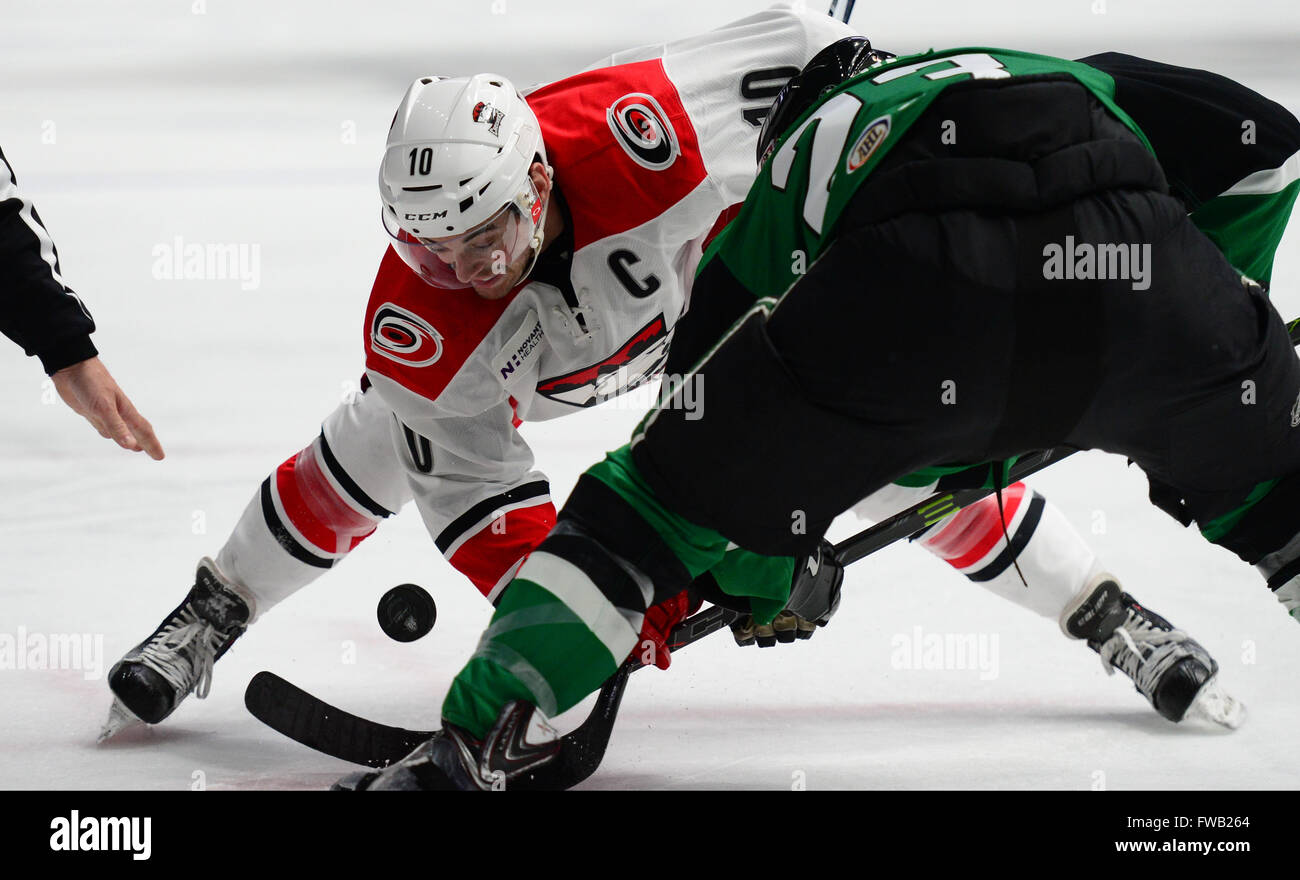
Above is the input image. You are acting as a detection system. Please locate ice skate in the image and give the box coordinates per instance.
[100,557,252,739]
[1062,574,1244,728]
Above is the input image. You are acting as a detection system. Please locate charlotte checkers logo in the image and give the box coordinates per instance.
[370,302,444,367]
[607,93,680,171]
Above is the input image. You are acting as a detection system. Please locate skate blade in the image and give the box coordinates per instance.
[97,699,143,743]
[1184,675,1246,730]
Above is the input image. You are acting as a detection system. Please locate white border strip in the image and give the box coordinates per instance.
[515,551,638,659]
[1219,149,1300,197]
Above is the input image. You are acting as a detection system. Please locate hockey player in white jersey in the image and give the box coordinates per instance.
[101,5,859,738]
[102,5,1238,740]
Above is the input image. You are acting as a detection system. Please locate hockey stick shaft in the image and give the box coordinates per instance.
[834,449,1070,565]
[827,0,856,23]
[655,448,1072,657]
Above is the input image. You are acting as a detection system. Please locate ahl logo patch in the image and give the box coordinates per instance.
[606,93,680,171]
[846,115,891,174]
[371,302,444,367]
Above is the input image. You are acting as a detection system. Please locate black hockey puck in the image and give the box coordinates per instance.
[377,584,437,642]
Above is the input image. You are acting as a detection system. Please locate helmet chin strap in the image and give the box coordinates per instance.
[514,164,555,287]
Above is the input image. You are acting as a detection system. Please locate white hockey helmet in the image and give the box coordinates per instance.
[379,74,549,289]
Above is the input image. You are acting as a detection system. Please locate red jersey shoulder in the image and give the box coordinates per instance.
[527,59,709,250]
[364,247,517,402]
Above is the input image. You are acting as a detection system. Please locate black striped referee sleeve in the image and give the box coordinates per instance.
[0,145,96,374]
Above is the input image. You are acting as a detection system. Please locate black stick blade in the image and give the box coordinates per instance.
[245,671,432,769]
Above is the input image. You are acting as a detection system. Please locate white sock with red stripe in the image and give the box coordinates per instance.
[215,440,386,620]
[854,481,1103,624]
[913,483,1100,621]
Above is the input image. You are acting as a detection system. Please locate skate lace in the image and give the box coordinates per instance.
[136,609,225,700]
[1096,611,1188,697]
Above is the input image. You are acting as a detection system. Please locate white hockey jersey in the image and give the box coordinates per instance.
[360,5,857,596]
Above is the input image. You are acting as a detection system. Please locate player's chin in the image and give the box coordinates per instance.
[470,271,520,300]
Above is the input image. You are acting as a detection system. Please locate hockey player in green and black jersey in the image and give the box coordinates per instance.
[362,43,1300,790]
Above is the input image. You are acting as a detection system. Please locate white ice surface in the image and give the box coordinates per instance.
[1,0,1299,790]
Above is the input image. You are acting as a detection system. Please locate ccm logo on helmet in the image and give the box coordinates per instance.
[405,211,448,221]
[606,93,680,171]
[371,303,444,367]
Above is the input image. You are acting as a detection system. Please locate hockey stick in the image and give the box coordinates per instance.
[244,658,637,781]
[245,633,720,781]
[244,601,747,774]
[243,444,1077,782]
[827,0,857,24]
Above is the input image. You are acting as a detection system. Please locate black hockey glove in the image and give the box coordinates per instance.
[731,540,844,648]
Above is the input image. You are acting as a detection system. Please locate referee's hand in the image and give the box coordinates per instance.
[51,356,164,460]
